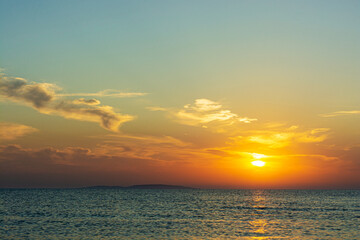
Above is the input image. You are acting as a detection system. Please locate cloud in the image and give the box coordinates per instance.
[2,142,359,189]
[319,110,360,117]
[0,141,231,188]
[72,98,101,105]
[148,99,256,130]
[185,99,222,112]
[57,89,148,98]
[0,122,38,141]
[0,75,135,132]
[173,99,257,129]
[0,76,58,108]
[288,154,339,162]
[40,101,134,132]
[93,134,194,161]
[1,135,359,188]
[244,127,330,148]
[226,125,330,150]
[0,144,157,187]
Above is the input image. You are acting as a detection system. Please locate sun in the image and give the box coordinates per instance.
[249,153,267,167]
[251,160,266,167]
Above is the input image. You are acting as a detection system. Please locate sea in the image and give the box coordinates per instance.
[1,189,359,239]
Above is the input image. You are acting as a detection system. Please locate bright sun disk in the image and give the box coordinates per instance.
[251,160,266,167]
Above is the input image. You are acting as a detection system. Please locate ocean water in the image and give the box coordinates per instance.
[1,189,359,239]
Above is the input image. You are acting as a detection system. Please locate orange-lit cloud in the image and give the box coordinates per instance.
[0,75,135,132]
[320,110,360,117]
[0,122,38,141]
[241,126,330,148]
[1,141,358,189]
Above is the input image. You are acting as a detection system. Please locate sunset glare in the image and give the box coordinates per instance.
[251,161,266,167]
[251,153,268,160]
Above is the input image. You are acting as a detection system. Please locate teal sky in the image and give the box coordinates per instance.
[2,0,359,104]
[1,0,359,188]
[2,0,359,129]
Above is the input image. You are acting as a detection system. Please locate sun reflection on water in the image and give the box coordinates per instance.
[248,190,269,237]
[249,219,268,234]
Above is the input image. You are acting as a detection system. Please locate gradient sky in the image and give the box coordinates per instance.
[1,0,359,188]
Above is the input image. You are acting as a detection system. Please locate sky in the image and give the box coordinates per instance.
[1,0,359,188]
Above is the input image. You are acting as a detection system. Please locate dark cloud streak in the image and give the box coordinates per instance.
[0,75,134,132]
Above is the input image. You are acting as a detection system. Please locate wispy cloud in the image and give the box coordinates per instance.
[241,126,330,148]
[320,110,360,117]
[72,98,101,105]
[57,89,147,98]
[0,75,135,132]
[150,99,257,131]
[0,122,38,141]
[176,99,257,126]
[93,134,194,161]
[225,125,330,150]
[40,101,134,132]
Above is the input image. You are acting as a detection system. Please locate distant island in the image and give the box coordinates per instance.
[85,184,194,189]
